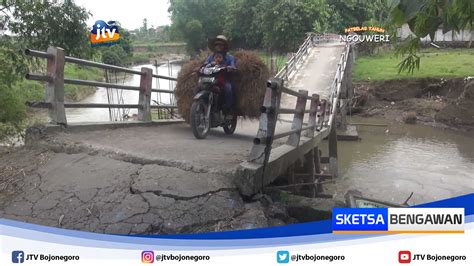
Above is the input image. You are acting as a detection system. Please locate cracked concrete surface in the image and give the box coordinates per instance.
[0,143,253,234]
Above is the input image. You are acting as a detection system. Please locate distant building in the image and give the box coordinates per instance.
[397,23,473,43]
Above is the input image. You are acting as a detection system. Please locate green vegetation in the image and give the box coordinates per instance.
[391,0,473,73]
[256,52,288,73]
[0,1,118,141]
[63,65,103,100]
[126,19,182,64]
[0,61,103,142]
[168,0,392,54]
[353,48,474,81]
[129,42,186,65]
[1,0,94,141]
[99,28,133,66]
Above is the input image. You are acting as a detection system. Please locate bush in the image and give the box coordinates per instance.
[101,46,129,66]
[0,85,27,141]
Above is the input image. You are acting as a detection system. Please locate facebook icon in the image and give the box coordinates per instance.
[12,251,25,263]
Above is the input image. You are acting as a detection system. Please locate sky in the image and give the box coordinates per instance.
[74,0,172,30]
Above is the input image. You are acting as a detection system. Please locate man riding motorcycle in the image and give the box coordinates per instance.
[202,35,236,119]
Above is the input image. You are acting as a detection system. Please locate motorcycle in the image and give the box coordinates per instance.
[190,64,237,139]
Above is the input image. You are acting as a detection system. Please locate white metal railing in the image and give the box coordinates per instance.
[237,37,354,196]
[327,43,351,128]
[275,33,314,80]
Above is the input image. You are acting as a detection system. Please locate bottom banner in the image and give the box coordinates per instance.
[2,195,473,265]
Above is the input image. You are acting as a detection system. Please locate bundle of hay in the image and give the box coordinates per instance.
[176,51,270,122]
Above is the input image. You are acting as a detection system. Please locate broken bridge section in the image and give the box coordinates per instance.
[1,134,246,234]
[1,117,301,234]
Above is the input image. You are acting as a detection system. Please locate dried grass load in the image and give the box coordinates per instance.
[175,51,270,122]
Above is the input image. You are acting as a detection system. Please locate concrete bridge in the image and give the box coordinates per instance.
[0,34,354,234]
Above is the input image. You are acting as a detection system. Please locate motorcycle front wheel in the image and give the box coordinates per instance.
[190,99,210,139]
[223,115,237,134]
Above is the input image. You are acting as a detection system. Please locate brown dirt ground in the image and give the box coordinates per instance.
[352,78,474,131]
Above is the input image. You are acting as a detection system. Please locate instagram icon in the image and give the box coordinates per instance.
[141,251,154,263]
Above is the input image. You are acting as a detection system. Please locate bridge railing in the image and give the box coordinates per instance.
[237,38,353,196]
[248,79,328,161]
[312,33,341,44]
[25,46,178,125]
[327,43,351,128]
[275,33,313,81]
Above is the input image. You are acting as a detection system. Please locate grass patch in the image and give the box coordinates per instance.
[255,51,287,72]
[353,48,474,81]
[129,52,162,65]
[129,42,186,65]
[64,64,104,101]
[1,60,104,142]
[16,64,104,102]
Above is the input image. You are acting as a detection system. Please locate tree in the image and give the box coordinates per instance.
[120,28,133,56]
[3,0,92,58]
[257,0,333,52]
[100,22,133,66]
[167,0,397,53]
[184,19,204,54]
[168,0,229,55]
[224,0,332,52]
[101,46,127,66]
[0,0,92,139]
[142,18,148,34]
[223,0,263,49]
[391,0,473,73]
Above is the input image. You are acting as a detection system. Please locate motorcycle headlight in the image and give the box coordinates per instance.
[203,68,213,75]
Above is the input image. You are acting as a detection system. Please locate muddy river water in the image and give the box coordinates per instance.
[42,64,474,206]
[331,117,474,205]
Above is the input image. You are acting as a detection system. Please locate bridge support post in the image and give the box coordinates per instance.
[328,124,338,178]
[287,90,308,146]
[249,79,282,163]
[314,147,323,192]
[317,100,327,130]
[46,46,67,125]
[247,78,282,191]
[304,149,316,197]
[305,94,319,138]
[138,67,153,122]
[339,100,348,130]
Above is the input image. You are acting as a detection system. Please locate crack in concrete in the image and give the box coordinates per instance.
[36,140,234,176]
[3,141,251,235]
[148,187,237,201]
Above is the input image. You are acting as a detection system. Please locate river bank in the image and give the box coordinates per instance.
[351,77,474,132]
[0,65,103,143]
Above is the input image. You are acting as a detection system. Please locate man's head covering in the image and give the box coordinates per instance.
[208,35,229,52]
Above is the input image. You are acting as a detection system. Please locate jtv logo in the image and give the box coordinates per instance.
[90,20,120,47]
[12,251,25,264]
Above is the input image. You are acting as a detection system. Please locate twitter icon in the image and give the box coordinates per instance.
[276,250,290,263]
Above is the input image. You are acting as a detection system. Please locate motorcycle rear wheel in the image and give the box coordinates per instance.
[191,99,210,139]
[223,115,237,134]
